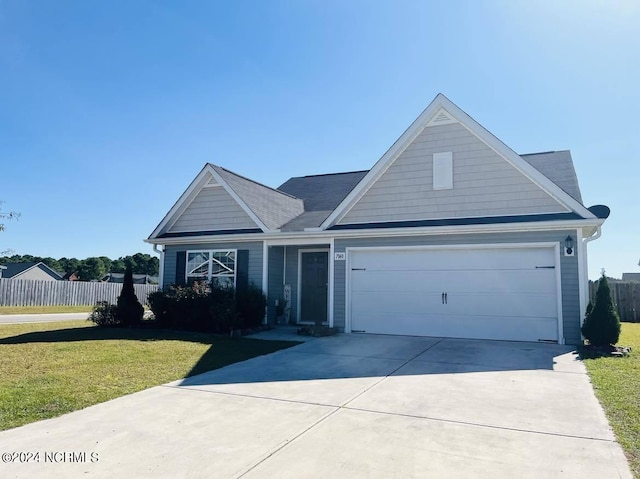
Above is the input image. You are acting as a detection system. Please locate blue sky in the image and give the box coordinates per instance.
[0,0,637,279]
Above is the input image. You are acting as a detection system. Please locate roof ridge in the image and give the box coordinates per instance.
[520,150,569,156]
[292,170,370,179]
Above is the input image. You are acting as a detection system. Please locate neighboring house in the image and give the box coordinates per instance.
[146,94,609,345]
[622,273,640,282]
[101,272,159,284]
[0,262,63,281]
[61,271,80,281]
[0,265,6,279]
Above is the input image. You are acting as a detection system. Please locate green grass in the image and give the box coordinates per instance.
[583,322,640,477]
[0,305,92,315]
[0,321,299,431]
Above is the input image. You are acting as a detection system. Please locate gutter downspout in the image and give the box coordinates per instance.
[580,226,602,326]
[153,244,165,289]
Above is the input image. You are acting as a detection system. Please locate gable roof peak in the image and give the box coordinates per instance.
[318,94,596,229]
[208,164,300,201]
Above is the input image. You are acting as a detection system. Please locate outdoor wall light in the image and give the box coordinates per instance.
[564,235,574,256]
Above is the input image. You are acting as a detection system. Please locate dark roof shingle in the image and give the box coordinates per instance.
[277,171,368,230]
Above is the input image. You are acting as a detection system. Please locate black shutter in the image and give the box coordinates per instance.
[175,251,186,285]
[236,250,249,292]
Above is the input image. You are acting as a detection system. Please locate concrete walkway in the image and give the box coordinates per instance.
[0,312,90,324]
[0,334,632,478]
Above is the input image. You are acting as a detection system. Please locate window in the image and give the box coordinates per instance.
[433,151,453,190]
[186,250,236,288]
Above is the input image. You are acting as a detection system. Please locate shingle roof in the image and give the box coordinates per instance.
[274,151,585,232]
[520,150,583,204]
[212,164,304,230]
[0,262,62,280]
[277,171,369,230]
[622,273,640,282]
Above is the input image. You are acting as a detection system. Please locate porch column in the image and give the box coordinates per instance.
[262,241,269,324]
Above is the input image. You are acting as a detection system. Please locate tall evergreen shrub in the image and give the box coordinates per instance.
[115,266,144,326]
[581,274,621,346]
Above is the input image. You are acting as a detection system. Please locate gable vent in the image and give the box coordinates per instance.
[203,176,221,188]
[426,108,458,127]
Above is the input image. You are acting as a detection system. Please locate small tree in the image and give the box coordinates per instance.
[115,267,144,326]
[581,274,621,347]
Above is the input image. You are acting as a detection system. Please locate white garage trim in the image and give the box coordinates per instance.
[345,242,564,344]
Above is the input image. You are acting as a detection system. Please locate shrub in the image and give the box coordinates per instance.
[147,280,265,334]
[582,274,621,347]
[149,281,212,330]
[210,282,238,333]
[236,283,266,329]
[148,289,172,326]
[88,301,118,327]
[115,267,144,326]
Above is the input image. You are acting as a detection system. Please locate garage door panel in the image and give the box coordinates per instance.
[443,292,557,317]
[352,291,557,319]
[353,312,558,342]
[348,246,559,342]
[352,270,556,295]
[352,248,555,272]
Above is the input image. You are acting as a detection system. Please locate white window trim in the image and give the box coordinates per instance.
[186,249,238,287]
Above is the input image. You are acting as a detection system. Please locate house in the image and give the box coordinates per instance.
[101,272,159,284]
[622,273,640,282]
[146,94,609,345]
[61,271,80,281]
[0,262,63,281]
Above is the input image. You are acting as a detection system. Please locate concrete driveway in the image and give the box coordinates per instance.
[0,333,631,478]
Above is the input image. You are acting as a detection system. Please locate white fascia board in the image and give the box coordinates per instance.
[207,165,270,232]
[148,164,212,240]
[145,217,604,246]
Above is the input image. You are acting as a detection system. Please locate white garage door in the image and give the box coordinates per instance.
[348,246,560,342]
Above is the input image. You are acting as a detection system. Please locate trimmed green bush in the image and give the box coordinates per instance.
[147,280,264,333]
[115,267,144,326]
[148,281,211,330]
[210,282,238,333]
[88,301,118,327]
[236,283,267,329]
[582,274,621,346]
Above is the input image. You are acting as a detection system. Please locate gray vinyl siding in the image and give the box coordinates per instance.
[339,123,569,224]
[267,246,284,323]
[163,241,263,288]
[284,246,299,323]
[263,244,331,324]
[333,230,581,345]
[169,187,258,232]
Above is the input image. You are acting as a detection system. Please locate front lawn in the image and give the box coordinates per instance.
[583,322,640,477]
[0,321,299,431]
[0,305,92,315]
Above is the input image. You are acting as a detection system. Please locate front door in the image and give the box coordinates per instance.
[300,251,328,325]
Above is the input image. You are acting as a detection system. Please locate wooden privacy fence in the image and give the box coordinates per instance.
[0,279,158,307]
[589,280,640,323]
